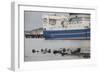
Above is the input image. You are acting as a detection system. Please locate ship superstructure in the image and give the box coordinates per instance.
[42,13,90,40]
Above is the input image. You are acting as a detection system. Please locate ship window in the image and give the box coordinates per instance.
[61,21,64,27]
[43,18,47,24]
[70,17,83,24]
[84,26,90,29]
[49,19,56,25]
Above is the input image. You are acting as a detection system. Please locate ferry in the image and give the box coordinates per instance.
[42,13,90,40]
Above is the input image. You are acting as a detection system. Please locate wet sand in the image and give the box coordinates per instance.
[24,38,90,62]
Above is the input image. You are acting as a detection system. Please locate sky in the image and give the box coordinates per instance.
[24,11,43,31]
